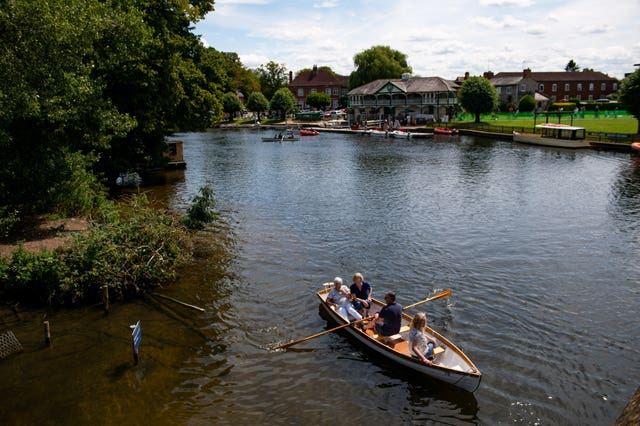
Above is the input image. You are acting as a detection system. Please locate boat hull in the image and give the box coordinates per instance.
[512,131,590,148]
[316,287,481,392]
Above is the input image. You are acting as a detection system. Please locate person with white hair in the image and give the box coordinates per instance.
[326,277,362,322]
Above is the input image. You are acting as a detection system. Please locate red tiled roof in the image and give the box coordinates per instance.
[290,68,348,87]
[493,71,617,82]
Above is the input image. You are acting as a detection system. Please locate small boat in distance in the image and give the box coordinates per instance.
[433,127,459,135]
[300,129,320,136]
[513,123,590,149]
[390,129,411,139]
[262,129,300,142]
[313,284,482,392]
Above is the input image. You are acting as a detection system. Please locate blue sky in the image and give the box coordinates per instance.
[194,0,640,80]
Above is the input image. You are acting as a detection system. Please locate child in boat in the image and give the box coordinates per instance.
[408,312,438,366]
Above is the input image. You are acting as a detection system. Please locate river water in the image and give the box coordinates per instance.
[1,128,639,425]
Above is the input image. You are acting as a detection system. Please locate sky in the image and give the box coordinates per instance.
[194,0,640,81]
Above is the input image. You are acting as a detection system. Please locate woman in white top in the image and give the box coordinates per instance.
[327,277,362,322]
[407,312,438,366]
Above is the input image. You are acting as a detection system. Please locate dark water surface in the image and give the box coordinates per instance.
[2,129,639,425]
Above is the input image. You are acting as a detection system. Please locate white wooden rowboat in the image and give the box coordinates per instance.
[317,284,482,392]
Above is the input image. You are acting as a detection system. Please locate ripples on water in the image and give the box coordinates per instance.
[163,130,639,424]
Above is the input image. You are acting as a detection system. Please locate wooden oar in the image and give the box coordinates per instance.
[274,289,451,350]
[403,289,451,310]
[274,315,375,350]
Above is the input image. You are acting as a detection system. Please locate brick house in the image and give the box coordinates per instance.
[288,65,349,110]
[486,68,619,106]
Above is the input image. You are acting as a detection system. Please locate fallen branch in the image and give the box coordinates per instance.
[150,292,205,312]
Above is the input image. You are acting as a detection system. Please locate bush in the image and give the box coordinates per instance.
[0,194,193,306]
[182,185,217,230]
[518,95,536,112]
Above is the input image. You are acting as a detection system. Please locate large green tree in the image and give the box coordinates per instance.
[222,92,243,121]
[618,67,640,134]
[255,61,289,100]
[349,45,412,89]
[458,76,499,123]
[270,88,297,121]
[245,92,269,120]
[0,0,218,216]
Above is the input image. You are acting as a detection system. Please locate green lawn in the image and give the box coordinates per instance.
[454,111,638,135]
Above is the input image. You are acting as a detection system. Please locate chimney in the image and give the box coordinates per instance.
[523,68,531,78]
[465,71,469,79]
[289,71,293,84]
[483,71,494,79]
[312,65,318,77]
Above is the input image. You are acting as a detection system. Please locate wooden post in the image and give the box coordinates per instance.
[102,285,109,315]
[43,321,51,346]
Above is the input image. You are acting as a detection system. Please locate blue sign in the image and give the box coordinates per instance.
[131,320,141,353]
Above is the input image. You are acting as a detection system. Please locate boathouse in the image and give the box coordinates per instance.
[347,74,460,125]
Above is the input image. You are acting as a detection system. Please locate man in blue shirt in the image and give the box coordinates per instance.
[365,291,402,336]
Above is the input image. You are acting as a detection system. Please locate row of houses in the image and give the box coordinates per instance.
[287,65,620,122]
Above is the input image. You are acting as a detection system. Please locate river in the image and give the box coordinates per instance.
[1,128,639,425]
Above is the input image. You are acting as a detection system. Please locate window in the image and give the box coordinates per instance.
[564,83,570,91]
[520,83,526,92]
[297,88,304,97]
[588,95,593,101]
[539,84,544,92]
[613,83,618,90]
[576,95,582,100]
[601,83,606,91]
[563,95,569,101]
[577,83,582,91]
[551,95,557,102]
[506,86,512,94]
[496,87,502,94]
[552,84,557,92]
[589,83,594,91]
[333,87,339,96]
[311,88,317,93]
[325,88,331,96]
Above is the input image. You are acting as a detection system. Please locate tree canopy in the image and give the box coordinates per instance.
[222,92,243,121]
[349,45,412,89]
[0,0,218,217]
[565,60,580,72]
[255,61,289,100]
[618,67,640,133]
[270,88,297,121]
[245,92,269,120]
[458,76,499,123]
[306,92,331,110]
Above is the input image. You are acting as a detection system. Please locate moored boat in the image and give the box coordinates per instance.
[433,127,459,135]
[513,123,590,149]
[300,129,320,136]
[314,284,482,392]
[389,129,411,139]
[631,142,640,154]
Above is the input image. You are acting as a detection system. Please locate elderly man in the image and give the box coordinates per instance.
[327,277,362,322]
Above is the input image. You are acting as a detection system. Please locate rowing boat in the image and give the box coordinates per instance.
[316,284,482,392]
[433,127,459,135]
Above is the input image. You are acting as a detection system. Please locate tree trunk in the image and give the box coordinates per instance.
[475,112,481,123]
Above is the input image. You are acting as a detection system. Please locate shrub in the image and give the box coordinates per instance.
[182,185,218,230]
[518,95,536,112]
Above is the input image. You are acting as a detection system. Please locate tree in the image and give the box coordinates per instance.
[349,45,412,89]
[518,94,536,112]
[270,88,296,121]
[245,92,269,120]
[565,60,580,72]
[306,92,331,110]
[255,61,289,100]
[222,92,243,121]
[458,76,498,123]
[618,67,640,133]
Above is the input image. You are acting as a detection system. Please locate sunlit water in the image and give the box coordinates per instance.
[2,129,639,425]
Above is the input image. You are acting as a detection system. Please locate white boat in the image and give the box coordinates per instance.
[369,129,388,137]
[389,129,411,139]
[513,123,590,149]
[315,285,482,392]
